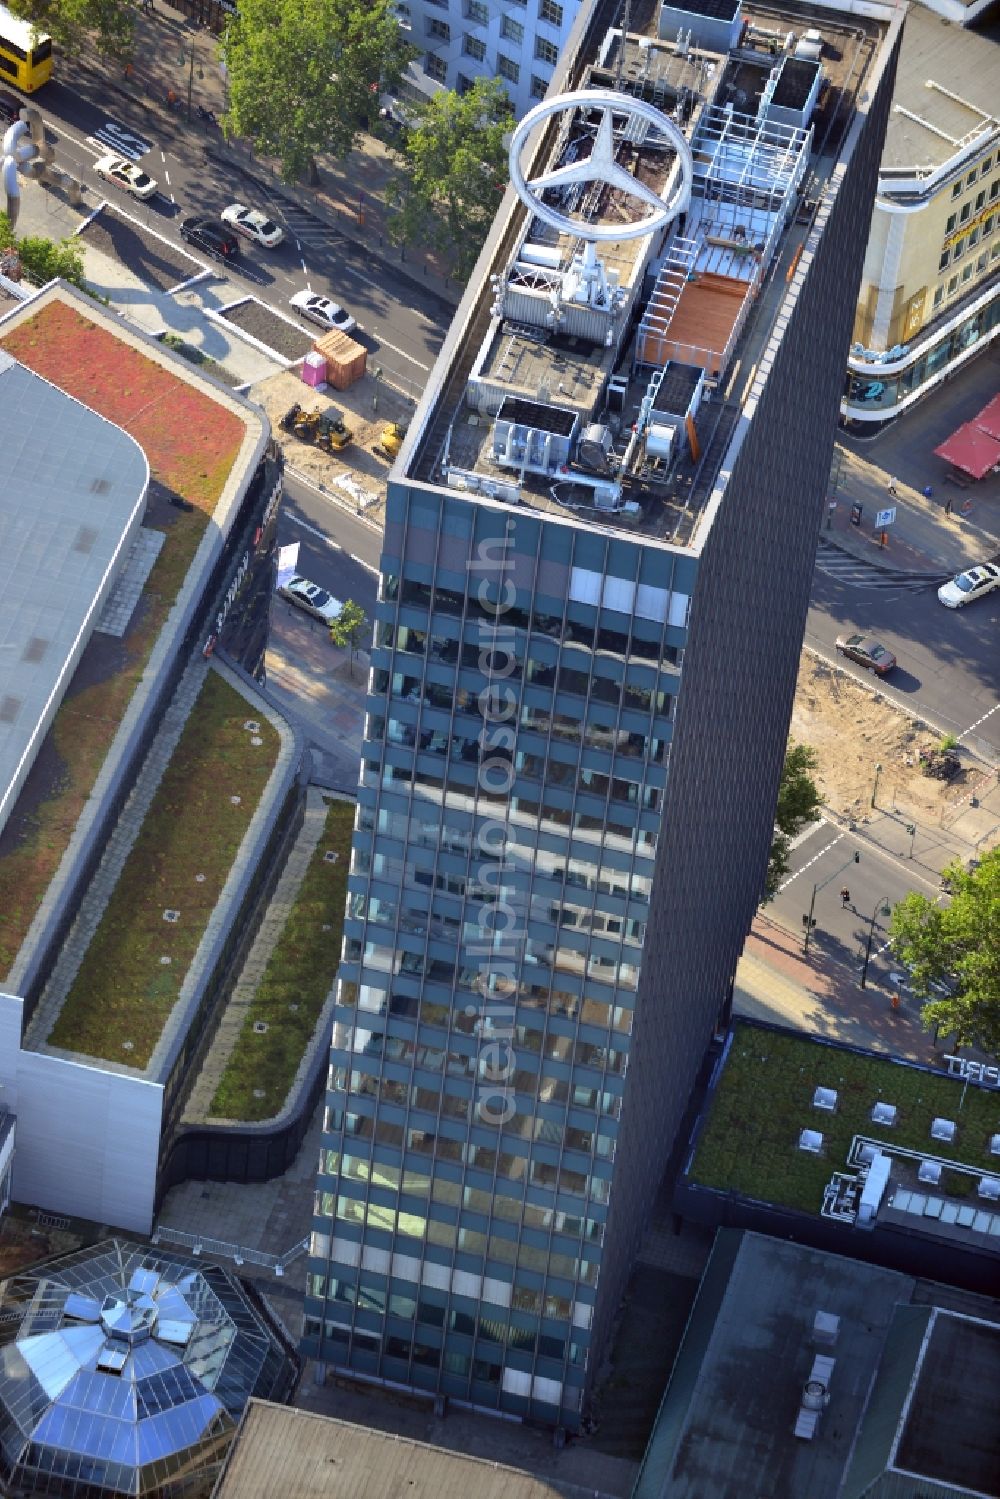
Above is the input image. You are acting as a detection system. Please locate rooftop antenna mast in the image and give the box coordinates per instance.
[616,0,632,88]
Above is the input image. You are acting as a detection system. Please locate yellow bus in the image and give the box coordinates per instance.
[0,3,52,93]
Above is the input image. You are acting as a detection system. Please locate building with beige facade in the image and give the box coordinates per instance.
[843,5,999,427]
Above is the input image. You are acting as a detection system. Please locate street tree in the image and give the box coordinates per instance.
[329,600,368,678]
[385,77,514,280]
[8,0,134,62]
[222,0,412,185]
[889,848,1000,1054]
[0,213,86,290]
[763,742,822,901]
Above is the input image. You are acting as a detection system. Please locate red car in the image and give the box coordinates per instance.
[835,633,896,675]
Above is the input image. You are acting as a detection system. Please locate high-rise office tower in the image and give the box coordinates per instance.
[305,0,903,1429]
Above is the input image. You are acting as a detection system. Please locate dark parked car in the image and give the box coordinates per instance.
[0,91,24,126]
[180,215,240,264]
[835,632,896,675]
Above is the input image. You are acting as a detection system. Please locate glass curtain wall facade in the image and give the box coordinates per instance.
[306,495,694,1423]
[304,1,901,1434]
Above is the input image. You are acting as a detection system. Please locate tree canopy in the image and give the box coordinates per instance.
[889,848,1000,1054]
[222,0,412,184]
[8,0,134,63]
[386,77,513,280]
[329,599,368,677]
[0,213,86,290]
[763,743,822,901]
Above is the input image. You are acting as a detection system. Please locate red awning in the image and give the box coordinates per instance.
[934,421,1000,481]
[973,393,1000,442]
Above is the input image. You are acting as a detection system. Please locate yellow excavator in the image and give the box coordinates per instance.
[316,413,352,452]
[374,421,407,460]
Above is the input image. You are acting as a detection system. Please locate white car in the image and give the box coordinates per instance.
[937,562,1000,609]
[278,575,342,624]
[94,153,158,200]
[289,289,357,334]
[221,203,285,249]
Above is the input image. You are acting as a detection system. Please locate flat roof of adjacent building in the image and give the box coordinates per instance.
[633,1232,913,1499]
[895,1311,1000,1495]
[0,283,268,996]
[211,1402,620,1499]
[881,4,1000,171]
[0,355,148,842]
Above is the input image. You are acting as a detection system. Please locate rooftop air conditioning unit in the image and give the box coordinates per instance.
[795,28,822,60]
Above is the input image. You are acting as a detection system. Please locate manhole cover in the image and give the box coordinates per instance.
[160,956,172,966]
[251,735,263,746]
[253,1021,268,1035]
[243,720,260,732]
[163,909,180,923]
[323,851,339,863]
[230,795,242,806]
[195,873,206,883]
[122,1040,134,1051]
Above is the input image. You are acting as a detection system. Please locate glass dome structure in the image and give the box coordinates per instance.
[0,1239,297,1498]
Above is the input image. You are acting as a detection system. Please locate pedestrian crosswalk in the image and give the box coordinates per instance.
[268,196,343,250]
[814,542,939,592]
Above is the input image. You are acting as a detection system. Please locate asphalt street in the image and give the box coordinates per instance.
[806,554,1000,759]
[33,78,448,396]
[278,471,381,624]
[769,818,946,994]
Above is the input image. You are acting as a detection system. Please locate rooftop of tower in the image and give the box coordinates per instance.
[397,0,899,550]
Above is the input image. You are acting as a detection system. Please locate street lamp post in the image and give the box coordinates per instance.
[803,849,860,955]
[860,895,892,989]
[871,761,882,809]
[177,47,204,121]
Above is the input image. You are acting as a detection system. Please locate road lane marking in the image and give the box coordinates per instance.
[778,832,844,893]
[371,333,431,372]
[284,513,343,550]
[789,816,827,852]
[89,121,153,161]
[44,119,101,158]
[284,514,380,576]
[958,701,1000,743]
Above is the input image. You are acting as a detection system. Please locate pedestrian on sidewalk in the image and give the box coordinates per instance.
[840,886,852,909]
[886,477,899,499]
[944,493,953,515]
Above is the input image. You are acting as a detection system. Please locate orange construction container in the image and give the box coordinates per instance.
[313,329,367,390]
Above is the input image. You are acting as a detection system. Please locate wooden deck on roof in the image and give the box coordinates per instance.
[637,272,751,377]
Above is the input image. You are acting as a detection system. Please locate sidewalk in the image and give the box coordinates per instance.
[735,911,943,1067]
[75,3,462,309]
[825,443,1000,576]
